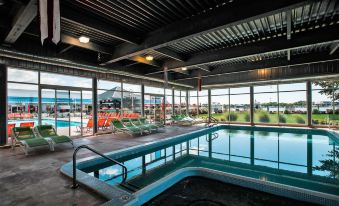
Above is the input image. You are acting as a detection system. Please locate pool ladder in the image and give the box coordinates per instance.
[206,116,219,127]
[71,145,127,189]
[206,133,219,142]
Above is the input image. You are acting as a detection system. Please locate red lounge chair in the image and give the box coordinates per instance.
[8,123,16,137]
[20,122,34,127]
[103,117,114,128]
[78,119,93,132]
[98,118,106,129]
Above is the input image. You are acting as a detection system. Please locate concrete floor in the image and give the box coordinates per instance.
[0,125,204,206]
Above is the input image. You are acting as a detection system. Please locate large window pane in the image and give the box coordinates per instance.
[189,93,198,116]
[8,68,38,84]
[254,84,278,124]
[279,91,307,125]
[211,94,229,121]
[41,72,92,88]
[8,83,39,136]
[180,91,187,115]
[229,87,250,123]
[145,86,163,94]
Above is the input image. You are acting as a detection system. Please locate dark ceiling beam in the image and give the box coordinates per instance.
[330,43,339,55]
[154,48,185,62]
[61,6,140,45]
[129,56,161,67]
[61,34,113,54]
[58,45,74,54]
[166,25,339,70]
[4,0,37,44]
[196,65,211,72]
[101,0,307,65]
[175,52,339,81]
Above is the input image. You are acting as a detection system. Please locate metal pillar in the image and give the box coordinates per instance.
[172,89,175,115]
[141,84,145,117]
[208,89,211,122]
[0,64,7,145]
[92,77,98,134]
[186,90,189,116]
[306,81,312,127]
[250,86,254,126]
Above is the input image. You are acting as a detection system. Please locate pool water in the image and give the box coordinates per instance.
[82,127,339,197]
[9,119,81,127]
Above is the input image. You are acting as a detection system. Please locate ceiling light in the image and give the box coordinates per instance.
[181,67,187,71]
[145,55,154,61]
[79,36,90,44]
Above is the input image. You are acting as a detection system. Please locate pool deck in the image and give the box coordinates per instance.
[0,125,204,206]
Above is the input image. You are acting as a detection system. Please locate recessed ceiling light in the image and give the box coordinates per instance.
[182,67,187,71]
[145,55,154,61]
[79,36,90,43]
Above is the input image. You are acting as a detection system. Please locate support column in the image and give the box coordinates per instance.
[186,90,189,116]
[208,89,211,122]
[141,84,145,117]
[0,65,7,145]
[250,86,254,126]
[92,77,98,134]
[172,89,175,115]
[306,81,312,127]
[38,71,42,126]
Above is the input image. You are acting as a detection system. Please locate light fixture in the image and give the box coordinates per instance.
[181,67,187,71]
[145,55,154,61]
[79,36,90,44]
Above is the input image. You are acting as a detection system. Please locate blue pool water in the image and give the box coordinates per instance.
[64,126,339,205]
[9,119,81,127]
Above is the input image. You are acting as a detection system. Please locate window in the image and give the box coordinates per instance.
[211,88,229,121]
[254,85,278,124]
[198,90,208,118]
[279,82,307,125]
[122,83,141,115]
[312,80,339,127]
[229,87,250,123]
[41,72,92,88]
[174,90,181,115]
[98,80,122,113]
[189,90,198,116]
[165,89,173,123]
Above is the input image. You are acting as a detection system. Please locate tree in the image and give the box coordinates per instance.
[313,81,339,101]
[314,147,339,179]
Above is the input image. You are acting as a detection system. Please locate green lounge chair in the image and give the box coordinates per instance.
[112,119,142,136]
[129,118,153,133]
[11,127,52,155]
[139,117,164,129]
[35,125,74,148]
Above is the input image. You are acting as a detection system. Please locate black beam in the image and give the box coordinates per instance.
[177,51,339,81]
[154,48,185,62]
[169,25,339,70]
[61,34,113,54]
[101,0,307,65]
[4,0,37,44]
[0,64,7,145]
[61,5,140,45]
[330,43,339,55]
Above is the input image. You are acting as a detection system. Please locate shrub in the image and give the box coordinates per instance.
[312,119,319,124]
[295,116,306,124]
[279,114,287,123]
[284,110,291,114]
[244,113,250,122]
[220,118,225,121]
[226,112,238,121]
[312,109,320,114]
[259,112,270,123]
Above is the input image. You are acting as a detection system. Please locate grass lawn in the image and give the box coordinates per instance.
[199,112,339,125]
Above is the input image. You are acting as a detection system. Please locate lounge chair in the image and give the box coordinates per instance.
[139,117,164,129]
[77,119,93,132]
[35,125,74,148]
[8,123,16,137]
[130,118,154,133]
[11,126,52,155]
[112,119,142,136]
[20,122,35,127]
[98,118,106,130]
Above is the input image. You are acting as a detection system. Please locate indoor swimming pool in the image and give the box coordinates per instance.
[61,125,339,206]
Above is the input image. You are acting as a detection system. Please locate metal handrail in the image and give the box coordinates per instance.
[71,145,128,189]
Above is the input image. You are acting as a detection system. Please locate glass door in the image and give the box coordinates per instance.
[70,91,82,136]
[56,90,70,136]
[40,87,88,137]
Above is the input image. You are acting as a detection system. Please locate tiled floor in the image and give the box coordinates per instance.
[0,125,204,206]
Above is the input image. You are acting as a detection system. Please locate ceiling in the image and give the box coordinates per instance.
[0,0,338,87]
